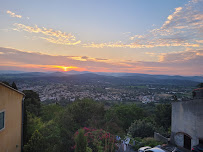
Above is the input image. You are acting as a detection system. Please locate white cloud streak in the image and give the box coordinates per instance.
[13,23,81,46]
[6,10,22,18]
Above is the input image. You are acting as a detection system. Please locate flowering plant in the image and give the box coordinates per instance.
[74,127,117,152]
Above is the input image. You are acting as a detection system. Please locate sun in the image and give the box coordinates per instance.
[63,67,68,71]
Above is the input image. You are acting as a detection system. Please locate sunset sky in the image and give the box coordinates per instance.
[0,0,202,75]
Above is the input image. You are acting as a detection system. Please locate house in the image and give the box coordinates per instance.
[170,89,203,151]
[0,82,24,152]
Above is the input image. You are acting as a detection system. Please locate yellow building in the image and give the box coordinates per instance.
[0,82,24,152]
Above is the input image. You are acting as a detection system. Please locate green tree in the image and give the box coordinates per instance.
[197,83,203,88]
[23,90,41,116]
[39,120,60,152]
[57,111,77,152]
[41,104,63,122]
[112,104,145,131]
[154,103,171,130]
[104,109,125,137]
[26,112,43,142]
[74,129,87,152]
[67,99,105,127]
[128,119,155,138]
[57,99,105,151]
[23,90,41,145]
[11,81,18,90]
[24,130,45,152]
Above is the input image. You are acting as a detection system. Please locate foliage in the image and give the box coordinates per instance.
[26,112,43,142]
[74,129,87,152]
[23,90,41,116]
[11,81,18,90]
[74,127,117,152]
[104,109,125,137]
[128,119,155,138]
[39,120,60,152]
[132,137,165,150]
[23,90,42,145]
[24,130,45,152]
[112,104,145,132]
[154,103,171,130]
[1,81,10,86]
[67,99,105,127]
[197,83,203,88]
[41,104,63,122]
[21,90,172,152]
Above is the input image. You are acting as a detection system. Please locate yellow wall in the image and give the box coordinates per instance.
[0,84,24,152]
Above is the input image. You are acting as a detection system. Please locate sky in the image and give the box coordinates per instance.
[0,0,202,75]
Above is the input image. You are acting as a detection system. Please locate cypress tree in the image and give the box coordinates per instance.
[12,81,18,90]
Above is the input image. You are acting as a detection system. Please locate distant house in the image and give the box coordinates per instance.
[170,90,203,151]
[0,82,24,152]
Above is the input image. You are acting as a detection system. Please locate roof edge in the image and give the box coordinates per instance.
[0,82,25,96]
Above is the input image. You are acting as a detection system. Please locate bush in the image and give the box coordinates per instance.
[74,127,117,152]
[132,137,165,150]
[128,119,155,138]
[74,129,87,152]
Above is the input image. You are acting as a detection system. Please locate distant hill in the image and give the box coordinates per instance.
[0,71,202,85]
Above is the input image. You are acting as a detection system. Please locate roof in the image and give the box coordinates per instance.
[0,82,25,96]
[193,88,203,91]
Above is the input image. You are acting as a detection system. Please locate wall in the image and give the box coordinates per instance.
[154,132,169,143]
[0,84,24,152]
[171,99,203,149]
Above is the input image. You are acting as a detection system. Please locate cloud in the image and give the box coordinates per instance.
[130,35,144,40]
[145,52,155,56]
[0,47,202,75]
[84,0,203,49]
[13,23,81,46]
[7,10,22,18]
[83,41,199,49]
[159,49,203,62]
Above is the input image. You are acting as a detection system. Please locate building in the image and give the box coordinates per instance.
[0,82,24,152]
[170,90,203,151]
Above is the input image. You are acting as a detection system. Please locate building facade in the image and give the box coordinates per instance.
[171,98,203,150]
[0,82,24,152]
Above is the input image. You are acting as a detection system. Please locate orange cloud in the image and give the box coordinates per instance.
[0,47,203,76]
[13,23,81,46]
[7,10,22,18]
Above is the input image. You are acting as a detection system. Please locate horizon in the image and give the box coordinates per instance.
[0,69,203,77]
[0,0,203,76]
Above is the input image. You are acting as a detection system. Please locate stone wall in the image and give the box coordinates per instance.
[171,99,203,149]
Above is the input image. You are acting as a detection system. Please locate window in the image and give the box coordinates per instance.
[0,111,5,131]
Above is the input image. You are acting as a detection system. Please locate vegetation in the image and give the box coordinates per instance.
[74,129,87,152]
[20,88,172,152]
[132,137,165,150]
[197,83,203,88]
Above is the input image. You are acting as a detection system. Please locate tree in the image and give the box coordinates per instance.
[41,104,63,122]
[11,81,18,90]
[197,83,203,88]
[24,130,45,152]
[74,129,87,152]
[26,112,43,143]
[57,111,77,152]
[112,104,145,131]
[23,90,41,116]
[39,120,61,152]
[128,119,155,138]
[57,99,105,151]
[154,103,171,130]
[67,99,105,127]
[23,90,41,145]
[2,81,10,86]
